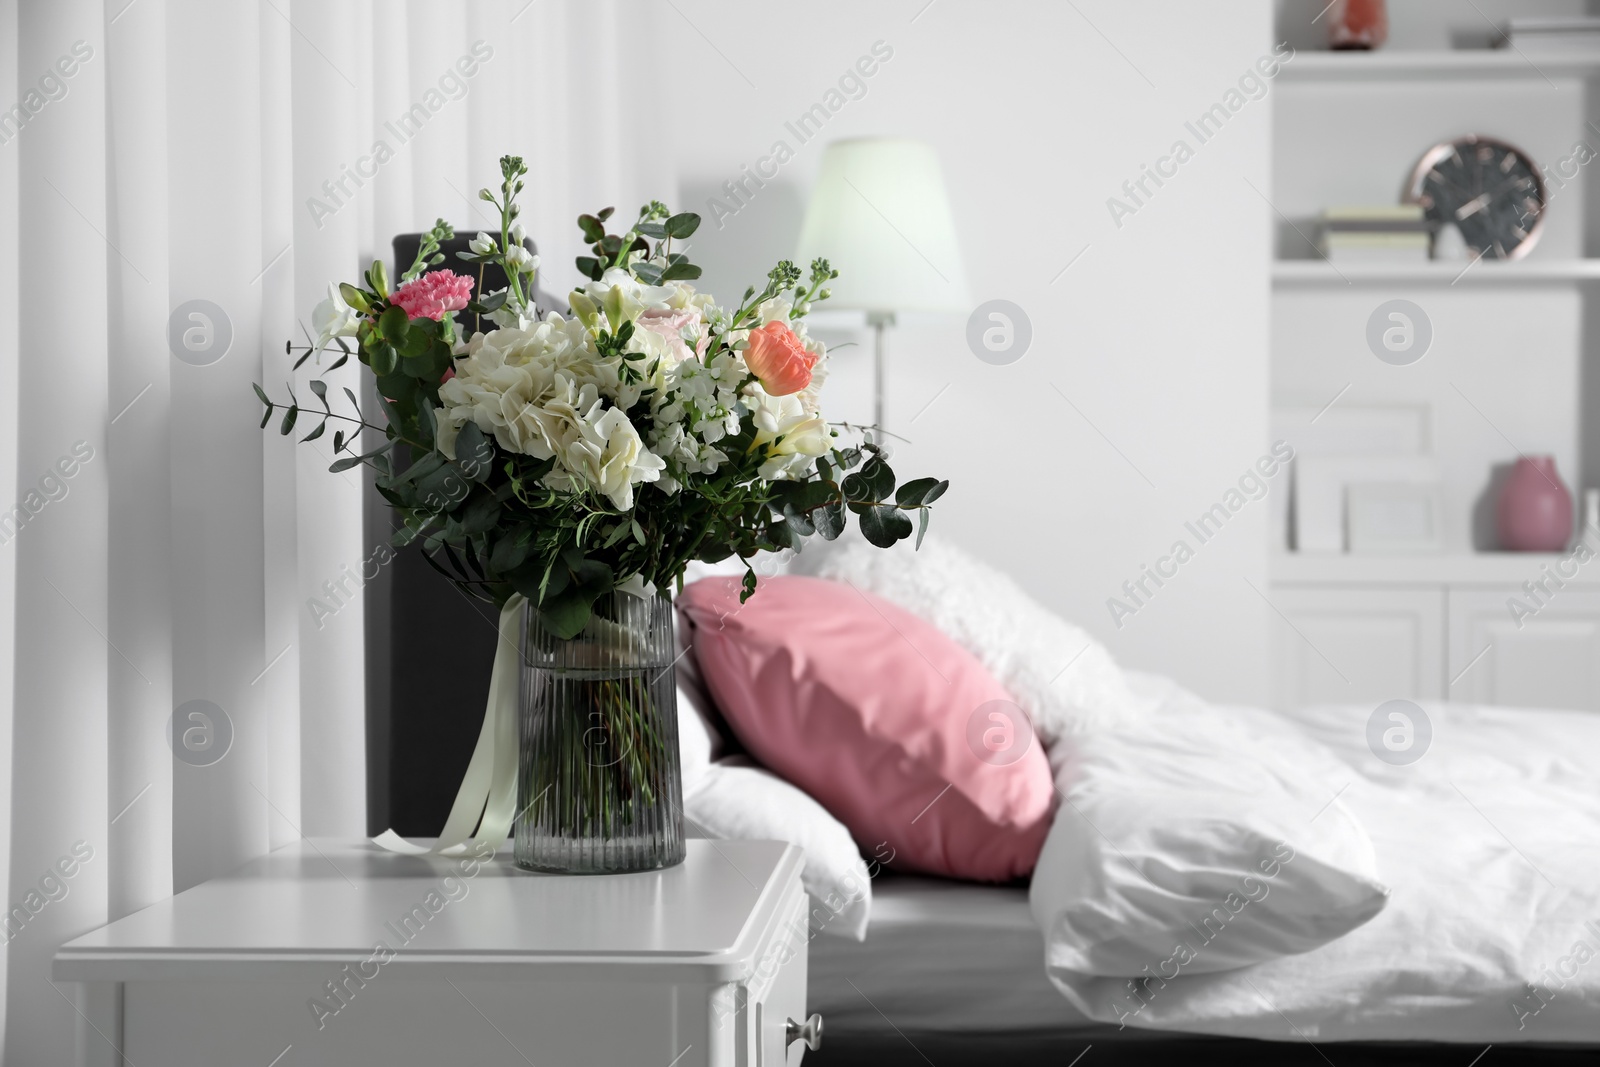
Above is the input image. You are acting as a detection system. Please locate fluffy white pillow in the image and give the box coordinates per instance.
[685,758,872,940]
[788,532,1144,742]
[1030,673,1389,977]
[675,650,871,941]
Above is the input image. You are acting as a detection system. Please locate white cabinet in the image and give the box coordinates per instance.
[1448,589,1600,710]
[1270,555,1600,712]
[56,839,814,1067]
[1270,587,1443,709]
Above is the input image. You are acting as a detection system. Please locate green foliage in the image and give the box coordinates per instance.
[254,172,946,638]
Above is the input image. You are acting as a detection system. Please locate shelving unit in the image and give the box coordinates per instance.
[1273,259,1600,285]
[1267,24,1600,713]
[1281,50,1600,82]
[1270,551,1570,586]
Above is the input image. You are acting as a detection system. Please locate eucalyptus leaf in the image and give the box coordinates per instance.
[416,401,438,447]
[454,422,494,481]
[813,500,845,540]
[461,492,500,534]
[537,587,593,641]
[370,343,398,377]
[660,262,702,282]
[858,504,913,548]
[328,442,391,473]
[401,326,430,359]
[577,214,606,243]
[766,519,797,550]
[664,212,701,239]
[781,503,815,537]
[895,477,948,507]
[378,305,408,341]
[490,527,532,572]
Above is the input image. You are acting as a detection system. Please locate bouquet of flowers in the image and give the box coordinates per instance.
[258,155,946,638]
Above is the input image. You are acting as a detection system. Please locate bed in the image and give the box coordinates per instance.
[676,540,1600,1062]
[807,679,1600,1065]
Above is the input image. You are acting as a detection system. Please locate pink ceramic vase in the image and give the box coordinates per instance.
[1497,456,1573,551]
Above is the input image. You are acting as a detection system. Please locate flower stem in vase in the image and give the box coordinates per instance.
[515,592,685,873]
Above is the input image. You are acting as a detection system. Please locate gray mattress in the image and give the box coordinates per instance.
[808,873,1092,1034]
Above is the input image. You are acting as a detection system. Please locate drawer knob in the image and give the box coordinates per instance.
[785,1013,823,1051]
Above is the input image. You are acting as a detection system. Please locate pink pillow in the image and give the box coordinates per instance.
[678,575,1054,881]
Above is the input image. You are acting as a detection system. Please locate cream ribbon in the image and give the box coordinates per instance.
[372,593,525,857]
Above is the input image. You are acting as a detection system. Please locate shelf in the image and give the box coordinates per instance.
[1271,552,1586,586]
[1272,259,1600,286]
[1280,50,1600,82]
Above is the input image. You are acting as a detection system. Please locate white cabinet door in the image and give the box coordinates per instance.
[1448,589,1600,711]
[1270,587,1444,709]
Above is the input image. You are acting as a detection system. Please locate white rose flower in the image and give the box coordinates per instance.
[311,282,360,350]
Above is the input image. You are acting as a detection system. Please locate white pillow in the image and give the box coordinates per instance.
[1030,673,1389,977]
[676,681,716,793]
[788,532,1144,742]
[685,758,872,940]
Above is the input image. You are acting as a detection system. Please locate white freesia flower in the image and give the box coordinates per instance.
[469,231,496,255]
[746,389,833,481]
[505,245,537,272]
[311,282,359,350]
[579,268,681,329]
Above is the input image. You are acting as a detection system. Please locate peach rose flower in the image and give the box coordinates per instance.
[744,321,818,396]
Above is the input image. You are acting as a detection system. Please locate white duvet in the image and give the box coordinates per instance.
[1035,677,1600,1045]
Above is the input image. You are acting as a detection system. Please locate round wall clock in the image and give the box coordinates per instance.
[1404,135,1546,260]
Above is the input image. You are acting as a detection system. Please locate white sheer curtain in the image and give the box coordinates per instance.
[0,0,659,1058]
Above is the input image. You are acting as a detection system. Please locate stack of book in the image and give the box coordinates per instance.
[1501,18,1600,54]
[1318,205,1431,264]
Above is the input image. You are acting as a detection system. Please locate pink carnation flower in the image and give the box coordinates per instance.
[390,270,474,321]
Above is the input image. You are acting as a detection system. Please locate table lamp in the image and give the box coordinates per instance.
[796,138,969,431]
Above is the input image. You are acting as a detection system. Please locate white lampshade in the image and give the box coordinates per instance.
[796,138,969,315]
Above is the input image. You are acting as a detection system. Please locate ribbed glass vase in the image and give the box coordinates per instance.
[514,591,686,874]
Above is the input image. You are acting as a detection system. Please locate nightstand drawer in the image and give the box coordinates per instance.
[754,886,811,1066]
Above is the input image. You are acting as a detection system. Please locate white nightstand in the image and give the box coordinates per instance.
[54,838,819,1067]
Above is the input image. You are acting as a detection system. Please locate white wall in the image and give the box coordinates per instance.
[626,0,1278,704]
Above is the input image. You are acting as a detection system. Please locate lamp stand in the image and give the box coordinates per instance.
[866,310,895,433]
